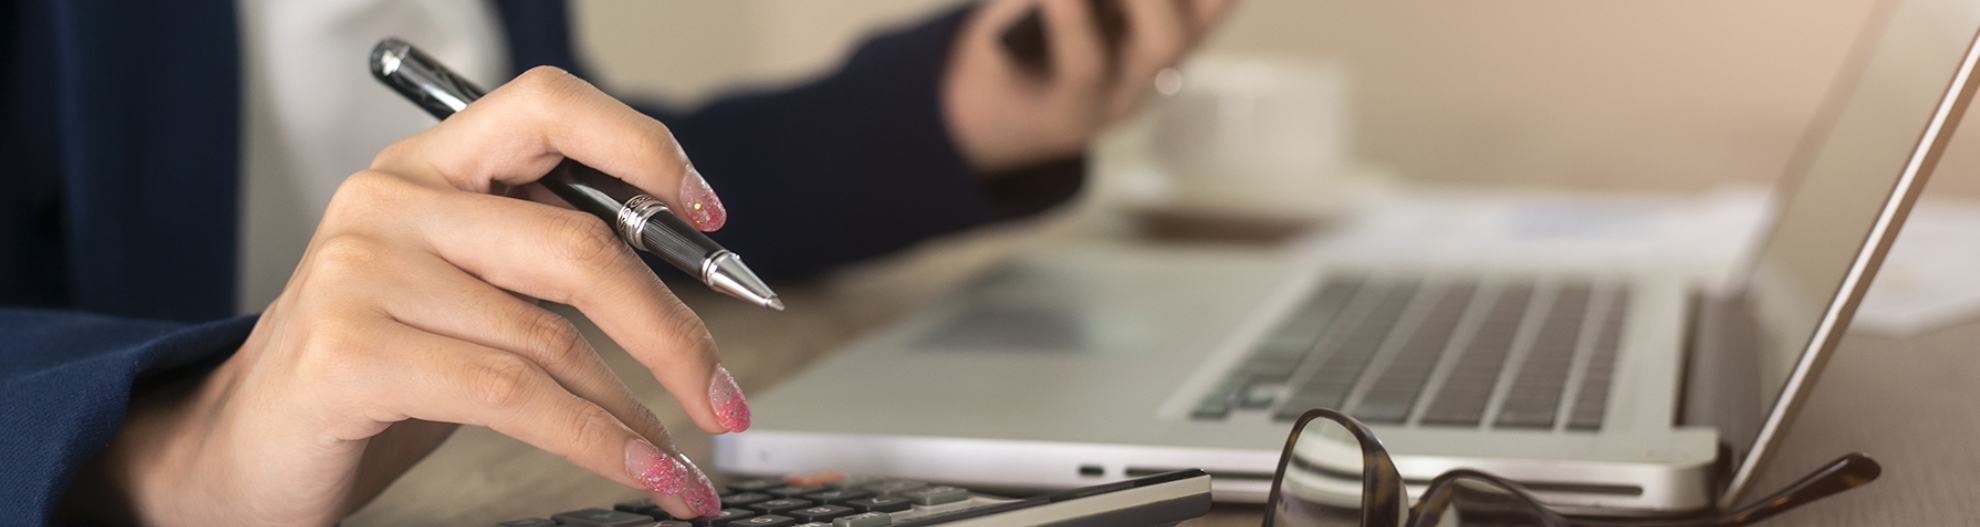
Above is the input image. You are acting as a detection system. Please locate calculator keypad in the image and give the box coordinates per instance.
[493,477,1006,527]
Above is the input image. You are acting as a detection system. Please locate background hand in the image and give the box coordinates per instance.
[943,0,1238,173]
[90,67,741,526]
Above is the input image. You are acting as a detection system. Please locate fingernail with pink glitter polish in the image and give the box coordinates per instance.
[679,165,726,232]
[625,439,723,517]
[677,457,724,518]
[709,365,751,432]
[624,439,692,494]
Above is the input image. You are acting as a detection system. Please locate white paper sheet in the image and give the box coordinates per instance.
[1292,186,1980,335]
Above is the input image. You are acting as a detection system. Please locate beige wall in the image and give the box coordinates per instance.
[571,0,1980,197]
[572,0,960,105]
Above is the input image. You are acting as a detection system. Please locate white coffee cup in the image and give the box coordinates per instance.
[1131,56,1381,220]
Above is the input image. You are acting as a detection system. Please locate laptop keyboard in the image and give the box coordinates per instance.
[492,477,1004,527]
[1192,275,1630,431]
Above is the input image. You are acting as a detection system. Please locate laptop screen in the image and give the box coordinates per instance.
[1736,0,1980,504]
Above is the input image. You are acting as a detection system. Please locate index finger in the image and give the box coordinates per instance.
[372,66,726,231]
[357,173,749,434]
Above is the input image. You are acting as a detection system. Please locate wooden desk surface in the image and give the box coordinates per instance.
[344,222,1980,526]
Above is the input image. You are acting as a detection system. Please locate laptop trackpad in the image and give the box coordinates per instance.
[917,303,1087,352]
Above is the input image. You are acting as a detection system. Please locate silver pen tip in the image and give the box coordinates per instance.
[703,251,781,310]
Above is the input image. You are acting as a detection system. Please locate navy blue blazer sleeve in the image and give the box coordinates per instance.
[0,309,257,525]
[642,6,1083,277]
[496,1,1085,277]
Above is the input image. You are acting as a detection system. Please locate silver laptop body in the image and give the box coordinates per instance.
[716,0,1980,515]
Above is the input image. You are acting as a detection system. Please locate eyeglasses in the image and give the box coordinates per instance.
[1263,408,1880,527]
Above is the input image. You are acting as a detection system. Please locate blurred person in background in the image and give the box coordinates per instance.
[0,0,1232,525]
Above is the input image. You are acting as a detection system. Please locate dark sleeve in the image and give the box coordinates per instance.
[643,5,1085,277]
[491,1,1084,278]
[0,309,256,525]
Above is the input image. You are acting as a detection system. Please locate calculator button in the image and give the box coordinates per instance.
[767,485,826,498]
[860,480,927,497]
[793,523,831,527]
[554,508,659,527]
[729,515,797,527]
[688,509,755,527]
[843,496,912,513]
[615,498,666,518]
[802,489,870,504]
[723,493,775,507]
[729,479,784,494]
[493,519,558,527]
[654,521,693,527]
[899,486,968,506]
[746,498,813,514]
[832,512,894,527]
[910,500,973,517]
[786,504,854,523]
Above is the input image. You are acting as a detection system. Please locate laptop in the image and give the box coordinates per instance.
[715,0,1980,515]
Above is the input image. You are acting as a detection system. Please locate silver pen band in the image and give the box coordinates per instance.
[615,195,669,254]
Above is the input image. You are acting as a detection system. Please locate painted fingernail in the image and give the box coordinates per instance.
[709,365,751,432]
[675,456,724,518]
[626,439,724,518]
[625,439,694,494]
[679,165,726,232]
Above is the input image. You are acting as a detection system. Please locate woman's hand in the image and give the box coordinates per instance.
[92,67,741,526]
[943,0,1237,173]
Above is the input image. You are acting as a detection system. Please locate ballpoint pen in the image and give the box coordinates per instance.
[368,38,782,310]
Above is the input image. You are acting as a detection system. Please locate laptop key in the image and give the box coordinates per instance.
[1237,355,1303,382]
[493,519,558,527]
[845,496,913,513]
[554,508,660,527]
[1273,393,1341,421]
[654,521,694,527]
[1238,382,1280,409]
[1191,399,1231,420]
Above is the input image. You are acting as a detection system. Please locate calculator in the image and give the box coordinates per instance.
[489,469,1211,527]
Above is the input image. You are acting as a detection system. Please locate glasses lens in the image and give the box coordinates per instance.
[1414,475,1565,527]
[1271,416,1402,527]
